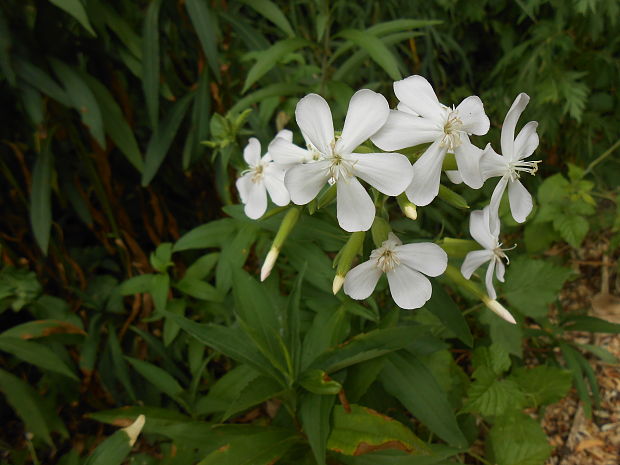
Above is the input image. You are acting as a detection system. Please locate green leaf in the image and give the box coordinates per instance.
[0,336,78,380]
[299,393,336,465]
[125,357,185,406]
[299,369,342,395]
[438,185,469,209]
[302,305,350,370]
[228,82,305,115]
[562,315,620,333]
[15,60,70,106]
[510,366,572,408]
[327,404,430,456]
[1,319,84,339]
[503,258,572,319]
[242,37,311,93]
[83,75,143,171]
[336,29,401,80]
[49,0,96,36]
[185,0,220,80]
[464,367,526,417]
[107,327,136,401]
[30,147,53,254]
[479,308,523,357]
[50,60,105,146]
[173,218,237,252]
[381,352,467,448]
[238,0,294,37]
[424,280,473,347]
[198,429,298,465]
[223,375,284,420]
[0,11,15,85]
[553,214,589,248]
[142,92,194,186]
[487,412,552,465]
[142,0,162,129]
[118,274,154,295]
[150,273,169,313]
[183,253,219,281]
[285,266,304,376]
[164,312,281,381]
[367,19,442,36]
[309,326,428,373]
[195,364,259,415]
[84,416,145,465]
[174,278,222,302]
[0,367,54,445]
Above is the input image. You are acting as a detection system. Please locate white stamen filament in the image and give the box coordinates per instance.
[506,160,541,182]
[493,242,516,265]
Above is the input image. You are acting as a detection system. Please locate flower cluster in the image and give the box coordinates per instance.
[235,75,540,322]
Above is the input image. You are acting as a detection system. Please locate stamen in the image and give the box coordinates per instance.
[439,109,464,150]
[372,248,401,273]
[506,160,541,181]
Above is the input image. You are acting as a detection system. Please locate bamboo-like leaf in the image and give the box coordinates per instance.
[15,60,70,106]
[50,60,105,146]
[299,393,336,465]
[242,37,311,93]
[336,29,402,80]
[30,147,53,254]
[82,75,143,171]
[141,92,194,186]
[0,336,78,380]
[185,0,220,80]
[48,0,96,36]
[238,0,295,37]
[126,356,186,406]
[142,0,162,129]
[424,280,473,347]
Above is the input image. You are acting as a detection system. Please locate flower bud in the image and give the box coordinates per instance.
[333,231,365,294]
[397,193,417,220]
[481,296,517,325]
[123,414,146,446]
[260,207,301,281]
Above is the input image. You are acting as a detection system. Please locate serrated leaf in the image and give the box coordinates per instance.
[510,366,572,408]
[49,0,96,35]
[503,258,572,319]
[464,367,526,417]
[327,404,430,456]
[553,214,589,248]
[487,412,552,465]
[242,37,311,93]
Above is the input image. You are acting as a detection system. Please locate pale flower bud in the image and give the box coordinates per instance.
[481,296,516,325]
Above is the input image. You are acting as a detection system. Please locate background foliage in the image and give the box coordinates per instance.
[1,0,619,464]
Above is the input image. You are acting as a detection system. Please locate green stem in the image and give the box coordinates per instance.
[467,450,493,465]
[583,138,620,176]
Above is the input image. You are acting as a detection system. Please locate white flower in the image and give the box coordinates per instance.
[344,232,447,309]
[461,207,513,300]
[479,93,540,225]
[281,90,413,232]
[268,129,323,169]
[371,75,490,206]
[236,134,290,219]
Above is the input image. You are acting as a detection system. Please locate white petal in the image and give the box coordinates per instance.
[243,179,268,219]
[243,138,262,166]
[263,166,290,206]
[396,101,419,116]
[456,96,490,135]
[514,121,539,160]
[295,93,334,156]
[489,176,509,234]
[387,265,432,310]
[349,152,413,196]
[343,259,382,300]
[496,260,506,283]
[508,179,533,223]
[236,173,252,204]
[285,161,330,205]
[393,75,443,123]
[275,129,293,143]
[485,259,497,300]
[336,176,375,232]
[406,140,446,206]
[445,170,463,184]
[461,249,494,279]
[469,208,496,250]
[395,242,448,277]
[454,140,484,189]
[336,89,389,155]
[371,110,443,151]
[501,93,530,161]
[268,137,312,168]
[479,144,508,180]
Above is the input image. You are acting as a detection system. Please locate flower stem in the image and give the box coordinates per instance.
[583,138,620,176]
